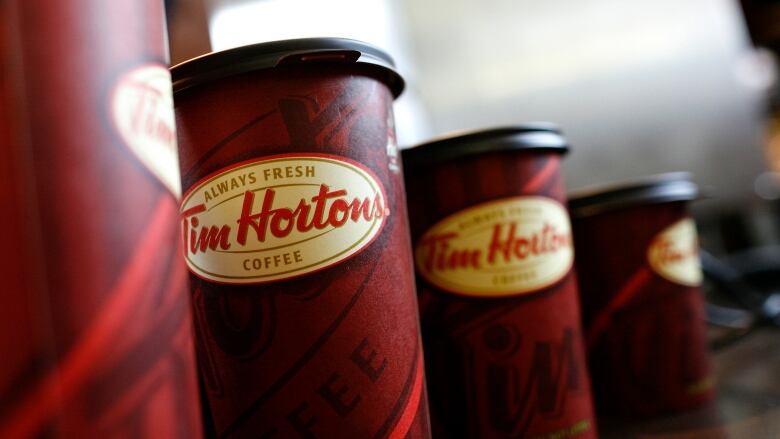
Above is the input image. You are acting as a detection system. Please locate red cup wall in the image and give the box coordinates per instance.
[174,64,431,439]
[0,0,203,437]
[404,150,597,439]
[572,202,715,416]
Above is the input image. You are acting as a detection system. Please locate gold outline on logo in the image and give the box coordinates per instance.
[182,156,386,282]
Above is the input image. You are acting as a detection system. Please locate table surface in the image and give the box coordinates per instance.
[599,326,780,439]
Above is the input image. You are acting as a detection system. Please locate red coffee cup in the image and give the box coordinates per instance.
[569,173,715,417]
[172,38,430,438]
[0,1,202,437]
[402,126,597,439]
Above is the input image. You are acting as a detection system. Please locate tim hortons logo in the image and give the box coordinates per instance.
[110,64,181,197]
[414,196,573,297]
[647,218,703,287]
[180,154,389,284]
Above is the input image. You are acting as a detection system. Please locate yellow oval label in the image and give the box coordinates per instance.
[414,196,574,297]
[647,218,702,286]
[180,154,389,284]
[110,64,181,197]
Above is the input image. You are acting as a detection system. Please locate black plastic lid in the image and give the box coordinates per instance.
[171,37,404,97]
[568,172,699,217]
[402,124,568,168]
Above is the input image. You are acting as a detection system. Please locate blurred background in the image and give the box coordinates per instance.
[167,0,780,257]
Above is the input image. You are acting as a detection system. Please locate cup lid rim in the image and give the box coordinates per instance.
[401,124,569,168]
[568,172,699,217]
[170,37,404,97]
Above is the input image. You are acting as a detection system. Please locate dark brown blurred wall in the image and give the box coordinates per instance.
[167,0,211,65]
[740,0,780,53]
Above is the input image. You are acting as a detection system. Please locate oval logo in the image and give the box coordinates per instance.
[647,218,702,286]
[180,154,389,284]
[414,196,573,297]
[110,64,181,197]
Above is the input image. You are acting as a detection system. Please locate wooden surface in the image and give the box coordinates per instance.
[599,326,780,438]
